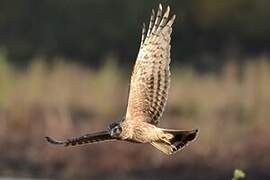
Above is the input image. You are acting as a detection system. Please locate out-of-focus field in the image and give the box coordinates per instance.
[0,54,270,179]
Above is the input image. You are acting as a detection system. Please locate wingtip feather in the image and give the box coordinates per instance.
[165,6,170,16]
[45,136,65,145]
[167,14,176,26]
[159,3,163,11]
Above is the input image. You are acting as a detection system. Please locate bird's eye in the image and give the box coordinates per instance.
[113,126,122,134]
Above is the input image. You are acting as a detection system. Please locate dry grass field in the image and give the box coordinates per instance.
[0,53,270,179]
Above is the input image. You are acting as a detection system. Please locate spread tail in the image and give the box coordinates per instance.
[151,129,198,155]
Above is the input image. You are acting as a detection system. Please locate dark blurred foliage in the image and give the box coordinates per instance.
[0,0,269,69]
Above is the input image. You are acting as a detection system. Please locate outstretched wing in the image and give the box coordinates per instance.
[45,131,114,147]
[125,4,175,125]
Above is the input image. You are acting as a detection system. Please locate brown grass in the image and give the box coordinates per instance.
[0,54,270,179]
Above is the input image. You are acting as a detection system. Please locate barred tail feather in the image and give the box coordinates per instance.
[151,129,198,155]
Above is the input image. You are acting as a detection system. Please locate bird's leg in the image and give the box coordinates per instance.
[159,132,173,145]
[156,133,177,151]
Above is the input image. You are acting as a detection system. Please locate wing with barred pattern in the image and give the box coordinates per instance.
[125,4,175,125]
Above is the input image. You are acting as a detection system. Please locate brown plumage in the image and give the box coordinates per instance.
[45,4,198,155]
[126,4,174,125]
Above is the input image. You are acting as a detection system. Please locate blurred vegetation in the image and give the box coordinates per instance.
[232,169,246,180]
[0,54,270,179]
[0,0,269,69]
[0,1,270,179]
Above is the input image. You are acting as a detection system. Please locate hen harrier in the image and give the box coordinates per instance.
[46,4,198,155]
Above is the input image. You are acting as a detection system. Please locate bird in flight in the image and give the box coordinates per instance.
[46,4,198,155]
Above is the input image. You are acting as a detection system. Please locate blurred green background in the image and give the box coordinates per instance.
[0,0,269,179]
[1,0,269,69]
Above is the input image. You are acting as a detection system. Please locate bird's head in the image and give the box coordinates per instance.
[108,122,122,138]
